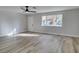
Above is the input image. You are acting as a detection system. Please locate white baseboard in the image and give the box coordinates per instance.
[28,31,79,38]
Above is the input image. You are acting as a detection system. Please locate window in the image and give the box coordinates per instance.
[41,14,63,27]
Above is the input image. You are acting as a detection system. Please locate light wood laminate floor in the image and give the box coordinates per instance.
[0,32,78,53]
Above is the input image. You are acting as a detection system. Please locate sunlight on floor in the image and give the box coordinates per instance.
[6,28,40,37]
[13,33,40,37]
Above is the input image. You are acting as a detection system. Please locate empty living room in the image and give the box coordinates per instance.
[0,6,79,53]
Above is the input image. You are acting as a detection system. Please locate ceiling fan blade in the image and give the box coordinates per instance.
[20,6,26,11]
[30,11,36,13]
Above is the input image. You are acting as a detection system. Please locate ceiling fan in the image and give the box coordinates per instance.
[21,6,36,13]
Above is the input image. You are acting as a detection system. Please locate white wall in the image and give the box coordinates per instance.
[0,11,28,36]
[28,9,79,37]
[0,8,79,37]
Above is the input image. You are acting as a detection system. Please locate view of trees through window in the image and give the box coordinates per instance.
[41,14,63,27]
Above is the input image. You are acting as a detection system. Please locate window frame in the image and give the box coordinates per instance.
[41,14,63,27]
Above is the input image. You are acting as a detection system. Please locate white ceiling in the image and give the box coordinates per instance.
[0,6,79,14]
[35,6,79,13]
